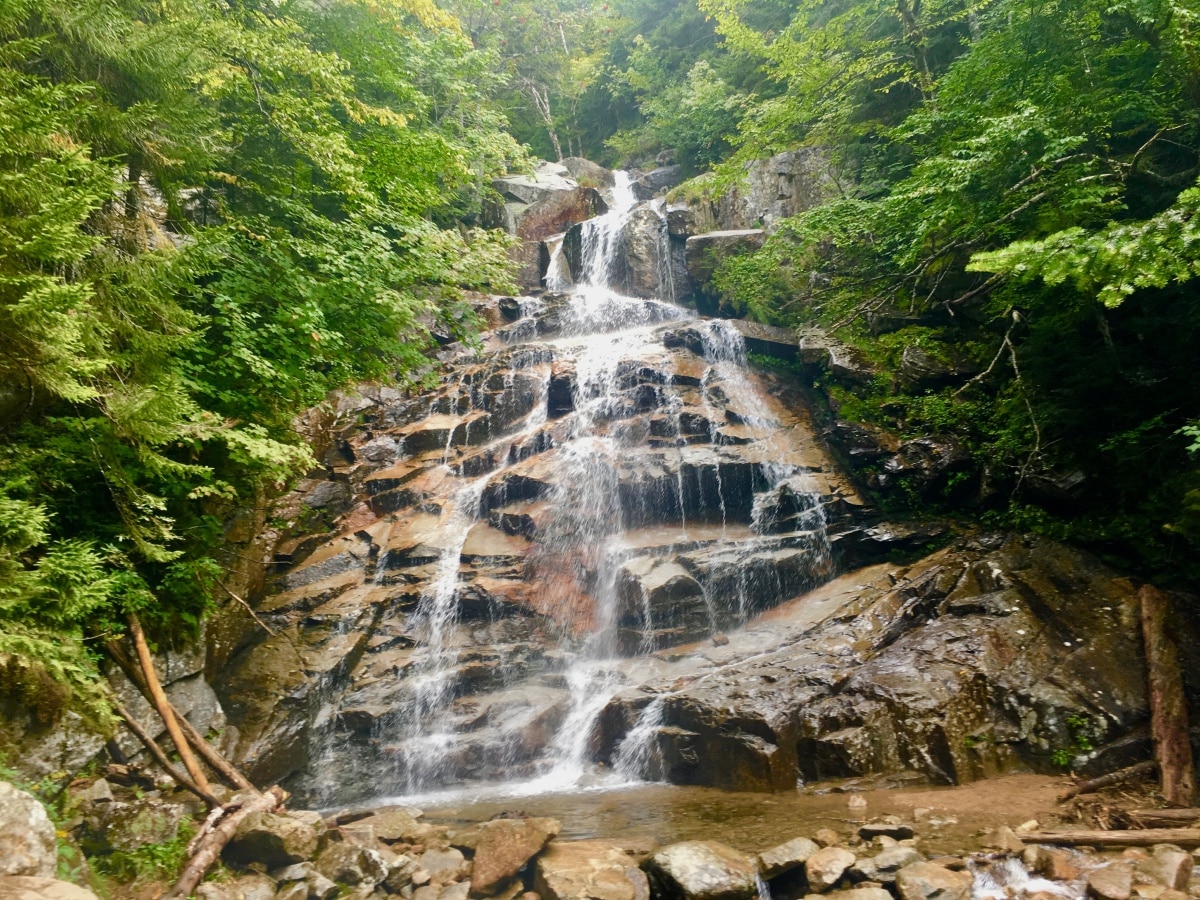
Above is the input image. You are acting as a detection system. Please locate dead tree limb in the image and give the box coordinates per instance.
[165,786,285,900]
[1141,584,1196,806]
[113,703,221,808]
[1057,759,1158,801]
[1019,827,1200,848]
[107,640,257,792]
[127,613,212,794]
[1126,808,1200,828]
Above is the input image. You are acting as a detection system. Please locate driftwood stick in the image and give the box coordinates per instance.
[1019,827,1200,848]
[107,640,257,792]
[1141,584,1196,806]
[1058,759,1157,802]
[113,703,221,808]
[127,614,212,794]
[165,786,285,900]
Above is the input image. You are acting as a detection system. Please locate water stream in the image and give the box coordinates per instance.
[315,171,834,808]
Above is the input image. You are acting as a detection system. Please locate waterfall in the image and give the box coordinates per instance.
[300,169,835,808]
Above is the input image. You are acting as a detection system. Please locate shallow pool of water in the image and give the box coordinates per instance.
[356,773,1065,856]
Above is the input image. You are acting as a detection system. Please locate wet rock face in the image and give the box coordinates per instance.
[218,291,868,800]
[596,534,1149,792]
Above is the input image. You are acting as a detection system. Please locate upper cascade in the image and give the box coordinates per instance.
[218,170,871,807]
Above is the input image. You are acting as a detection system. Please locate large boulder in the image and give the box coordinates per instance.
[684,230,765,316]
[596,534,1151,791]
[894,862,973,900]
[0,878,99,900]
[488,164,607,289]
[757,837,819,879]
[224,809,321,869]
[642,841,758,900]
[470,817,560,895]
[535,841,651,900]
[0,783,57,878]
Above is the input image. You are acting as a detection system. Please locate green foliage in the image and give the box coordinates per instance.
[0,0,518,726]
[92,820,196,883]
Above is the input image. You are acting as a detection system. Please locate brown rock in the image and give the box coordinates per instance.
[470,817,560,896]
[805,848,857,894]
[814,831,842,849]
[758,837,820,879]
[535,840,651,900]
[894,862,973,900]
[1031,848,1080,882]
[806,890,893,900]
[1088,864,1134,900]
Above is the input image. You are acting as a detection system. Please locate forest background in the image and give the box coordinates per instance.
[2,0,1199,730]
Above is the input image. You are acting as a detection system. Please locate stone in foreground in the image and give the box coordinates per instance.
[0,783,56,878]
[757,837,820,879]
[894,863,973,900]
[805,848,856,894]
[535,840,651,900]
[643,841,758,900]
[471,817,561,895]
[0,878,99,900]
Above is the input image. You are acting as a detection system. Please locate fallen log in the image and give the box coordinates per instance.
[127,613,212,794]
[1058,759,1157,801]
[1125,808,1200,828]
[113,703,221,808]
[1019,827,1200,848]
[1141,584,1196,806]
[106,639,257,792]
[164,785,285,900]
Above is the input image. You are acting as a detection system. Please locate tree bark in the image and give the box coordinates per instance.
[165,786,284,900]
[1057,759,1158,801]
[107,639,257,792]
[126,614,213,794]
[1126,808,1200,827]
[1017,828,1200,848]
[1141,583,1196,806]
[113,703,221,808]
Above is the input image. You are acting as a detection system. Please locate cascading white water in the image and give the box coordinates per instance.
[339,169,835,807]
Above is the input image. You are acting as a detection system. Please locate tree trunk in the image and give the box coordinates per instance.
[1016,828,1200,848]
[127,614,213,794]
[1057,759,1158,801]
[106,640,257,792]
[113,703,221,808]
[1141,584,1196,806]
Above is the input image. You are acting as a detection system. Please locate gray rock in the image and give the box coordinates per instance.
[419,848,467,881]
[1136,847,1190,892]
[316,842,390,887]
[1088,863,1133,900]
[852,848,924,885]
[894,863,973,900]
[193,874,277,900]
[643,841,758,900]
[78,797,186,855]
[0,782,58,877]
[224,810,320,869]
[757,837,820,879]
[0,877,99,900]
[561,158,615,188]
[805,847,857,893]
[535,840,651,900]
